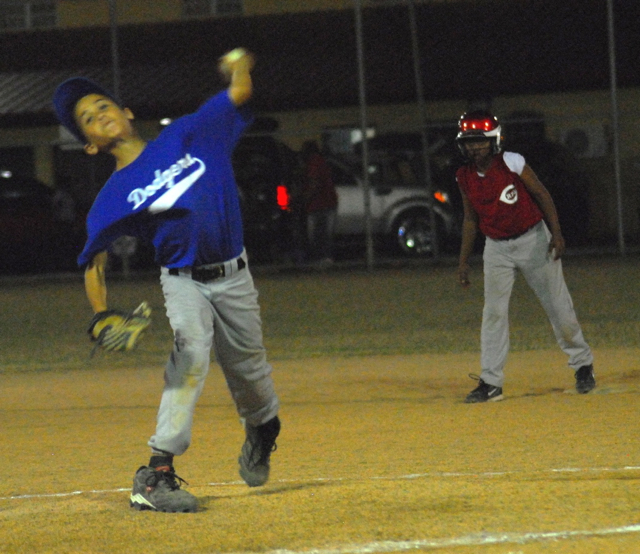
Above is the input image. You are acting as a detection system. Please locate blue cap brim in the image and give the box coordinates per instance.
[52,77,116,143]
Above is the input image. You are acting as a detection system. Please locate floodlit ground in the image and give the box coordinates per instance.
[1,254,640,553]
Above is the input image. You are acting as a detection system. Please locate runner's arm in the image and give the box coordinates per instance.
[520,164,565,259]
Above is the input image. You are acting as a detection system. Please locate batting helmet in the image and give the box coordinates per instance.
[455,111,502,156]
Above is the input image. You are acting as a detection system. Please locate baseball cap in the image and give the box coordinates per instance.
[53,77,118,143]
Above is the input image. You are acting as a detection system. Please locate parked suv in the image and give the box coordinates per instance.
[233,133,462,262]
[328,150,460,256]
[232,134,300,263]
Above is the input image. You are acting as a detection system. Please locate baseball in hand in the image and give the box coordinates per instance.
[219,47,253,79]
[224,48,247,64]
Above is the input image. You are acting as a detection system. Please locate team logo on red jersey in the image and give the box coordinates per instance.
[499,184,518,205]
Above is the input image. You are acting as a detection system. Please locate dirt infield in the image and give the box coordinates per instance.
[2,259,640,553]
[3,348,640,553]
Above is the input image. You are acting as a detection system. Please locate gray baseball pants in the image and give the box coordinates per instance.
[148,250,279,456]
[480,221,593,387]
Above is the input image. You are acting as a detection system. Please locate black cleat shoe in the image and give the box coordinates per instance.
[239,416,281,487]
[575,364,596,394]
[464,374,503,403]
[129,465,197,513]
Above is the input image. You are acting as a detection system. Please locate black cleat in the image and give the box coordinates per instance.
[239,416,281,487]
[464,374,504,403]
[575,364,596,394]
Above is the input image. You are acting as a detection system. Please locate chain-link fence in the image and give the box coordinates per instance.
[2,0,640,273]
[217,0,640,265]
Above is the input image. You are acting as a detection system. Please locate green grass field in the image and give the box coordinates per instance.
[1,253,639,372]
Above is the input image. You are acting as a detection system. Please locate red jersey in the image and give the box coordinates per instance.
[456,152,543,240]
[304,153,338,212]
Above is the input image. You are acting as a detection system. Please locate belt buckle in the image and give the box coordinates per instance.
[192,264,225,283]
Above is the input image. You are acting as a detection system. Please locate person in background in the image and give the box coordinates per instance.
[301,140,338,268]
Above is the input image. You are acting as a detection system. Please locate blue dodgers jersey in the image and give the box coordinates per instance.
[77,91,254,268]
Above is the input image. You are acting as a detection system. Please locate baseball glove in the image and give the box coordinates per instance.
[88,301,152,354]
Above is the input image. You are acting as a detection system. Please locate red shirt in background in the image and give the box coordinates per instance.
[304,153,338,212]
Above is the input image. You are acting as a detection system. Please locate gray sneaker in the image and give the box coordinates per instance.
[239,416,281,487]
[575,364,596,394]
[129,466,197,513]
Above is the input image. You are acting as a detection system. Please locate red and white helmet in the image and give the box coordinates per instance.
[455,110,502,155]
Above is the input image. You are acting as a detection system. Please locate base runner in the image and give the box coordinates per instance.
[455,110,595,403]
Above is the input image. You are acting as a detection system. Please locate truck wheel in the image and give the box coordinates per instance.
[394,209,440,256]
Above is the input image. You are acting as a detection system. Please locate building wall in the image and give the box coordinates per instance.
[54,0,484,28]
[1,2,635,241]
[243,0,353,16]
[56,0,350,27]
[57,0,180,27]
[0,85,633,240]
[267,87,640,240]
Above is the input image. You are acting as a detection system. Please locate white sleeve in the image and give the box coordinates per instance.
[503,152,526,175]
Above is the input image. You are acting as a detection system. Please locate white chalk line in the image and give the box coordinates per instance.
[2,487,130,500]
[3,464,640,501]
[235,525,640,554]
[3,468,640,552]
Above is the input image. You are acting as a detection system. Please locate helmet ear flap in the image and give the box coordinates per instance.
[492,126,503,154]
[456,138,469,157]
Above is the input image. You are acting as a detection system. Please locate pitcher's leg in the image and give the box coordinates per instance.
[208,265,279,426]
[480,241,516,387]
[148,273,214,456]
[205,262,280,486]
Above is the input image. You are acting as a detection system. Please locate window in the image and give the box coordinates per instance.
[0,1,56,30]
[322,126,376,155]
[327,160,358,188]
[182,0,243,18]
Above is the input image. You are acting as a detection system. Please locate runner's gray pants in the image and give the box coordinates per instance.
[480,221,593,388]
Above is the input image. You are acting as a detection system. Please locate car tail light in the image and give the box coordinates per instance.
[434,190,449,204]
[276,183,291,211]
